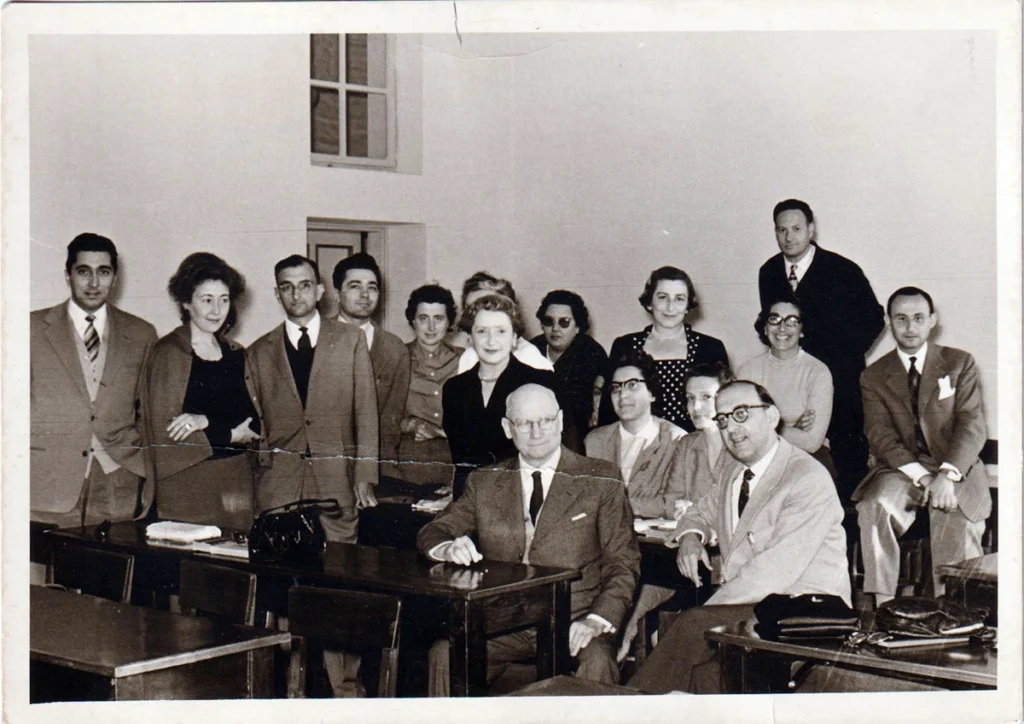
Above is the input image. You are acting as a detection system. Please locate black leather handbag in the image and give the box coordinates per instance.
[754,593,860,640]
[248,498,340,562]
[875,596,988,638]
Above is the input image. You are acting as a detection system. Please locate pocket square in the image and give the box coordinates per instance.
[938,375,956,400]
[571,513,587,522]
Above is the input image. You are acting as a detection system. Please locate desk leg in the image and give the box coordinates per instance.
[538,580,571,678]
[449,599,488,697]
[248,648,275,698]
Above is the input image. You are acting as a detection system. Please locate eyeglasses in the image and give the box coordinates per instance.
[506,415,560,433]
[609,378,647,393]
[713,404,770,429]
[766,314,802,328]
[542,317,574,329]
[278,281,317,295]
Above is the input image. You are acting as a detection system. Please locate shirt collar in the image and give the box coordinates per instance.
[618,417,660,447]
[896,342,929,372]
[285,311,321,348]
[67,299,108,337]
[519,447,562,474]
[744,438,780,489]
[788,243,816,277]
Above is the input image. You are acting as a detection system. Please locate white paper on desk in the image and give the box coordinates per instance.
[146,521,222,543]
[193,540,250,560]
[412,494,453,512]
[633,518,677,534]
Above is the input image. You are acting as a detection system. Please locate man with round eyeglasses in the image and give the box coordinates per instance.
[418,384,639,695]
[629,380,849,694]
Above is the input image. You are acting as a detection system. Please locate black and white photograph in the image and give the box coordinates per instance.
[3,1,1021,722]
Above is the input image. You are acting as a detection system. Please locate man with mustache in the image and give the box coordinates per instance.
[630,380,850,694]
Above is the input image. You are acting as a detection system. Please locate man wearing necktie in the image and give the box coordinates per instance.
[418,384,639,695]
[758,199,885,502]
[853,287,990,609]
[30,234,157,543]
[629,380,849,694]
[247,255,380,697]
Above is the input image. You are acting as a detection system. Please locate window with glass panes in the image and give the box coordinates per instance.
[310,34,395,168]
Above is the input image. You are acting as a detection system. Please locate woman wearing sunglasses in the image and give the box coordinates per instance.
[737,294,835,471]
[531,290,608,434]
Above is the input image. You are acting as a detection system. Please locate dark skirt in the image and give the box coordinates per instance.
[156,453,254,531]
[393,434,454,486]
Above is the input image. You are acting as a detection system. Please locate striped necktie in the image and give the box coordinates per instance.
[84,314,100,363]
[788,264,799,290]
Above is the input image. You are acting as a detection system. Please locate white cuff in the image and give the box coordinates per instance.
[898,462,932,486]
[426,541,451,562]
[939,463,964,482]
[585,613,615,634]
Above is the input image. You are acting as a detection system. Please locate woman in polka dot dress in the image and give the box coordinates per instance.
[603,266,730,432]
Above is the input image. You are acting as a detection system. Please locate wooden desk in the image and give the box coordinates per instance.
[46,522,579,697]
[30,586,289,701]
[940,553,998,625]
[706,614,997,693]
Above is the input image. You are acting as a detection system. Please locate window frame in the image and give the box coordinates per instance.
[310,33,397,170]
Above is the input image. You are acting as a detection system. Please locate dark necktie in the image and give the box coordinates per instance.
[298,326,312,353]
[529,471,544,526]
[788,264,799,291]
[737,468,754,519]
[907,356,930,456]
[84,314,100,362]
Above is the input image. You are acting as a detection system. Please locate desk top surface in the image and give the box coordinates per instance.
[47,522,579,601]
[30,586,289,679]
[706,616,997,688]
[938,553,998,583]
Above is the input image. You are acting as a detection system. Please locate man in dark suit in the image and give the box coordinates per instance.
[758,199,884,500]
[333,252,411,488]
[629,380,849,694]
[247,255,380,698]
[418,384,640,695]
[854,287,990,608]
[31,233,157,536]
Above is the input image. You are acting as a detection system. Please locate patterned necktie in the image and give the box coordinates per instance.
[529,471,544,526]
[84,314,100,363]
[737,468,754,519]
[298,326,312,353]
[788,264,799,291]
[907,356,930,456]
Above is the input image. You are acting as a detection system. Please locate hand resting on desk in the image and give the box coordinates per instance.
[434,535,483,566]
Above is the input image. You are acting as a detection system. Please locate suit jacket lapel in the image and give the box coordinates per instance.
[271,325,303,407]
[307,319,334,402]
[729,441,787,548]
[532,453,585,547]
[494,466,527,554]
[714,456,742,555]
[882,352,912,412]
[44,304,90,402]
[97,308,127,402]
[918,345,945,414]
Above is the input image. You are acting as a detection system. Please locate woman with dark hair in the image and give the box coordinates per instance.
[442,293,577,498]
[531,289,608,434]
[143,252,260,530]
[605,266,730,431]
[394,283,460,486]
[737,294,834,467]
[448,270,553,373]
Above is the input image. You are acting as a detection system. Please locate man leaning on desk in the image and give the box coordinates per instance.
[417,383,640,696]
[630,380,850,694]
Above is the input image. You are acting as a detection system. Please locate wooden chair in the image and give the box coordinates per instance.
[179,559,258,627]
[287,585,402,698]
[51,546,134,603]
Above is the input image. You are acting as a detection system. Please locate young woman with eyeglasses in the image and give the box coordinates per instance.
[530,290,608,434]
[737,294,836,472]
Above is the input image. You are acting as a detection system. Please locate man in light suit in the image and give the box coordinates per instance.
[333,252,411,487]
[418,384,640,695]
[247,254,379,540]
[759,199,885,500]
[629,380,850,694]
[247,255,380,698]
[31,233,157,536]
[854,287,990,608]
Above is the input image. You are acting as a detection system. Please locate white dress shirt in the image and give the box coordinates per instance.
[285,311,321,348]
[617,417,660,484]
[787,243,816,285]
[729,440,779,532]
[68,299,108,340]
[339,314,374,350]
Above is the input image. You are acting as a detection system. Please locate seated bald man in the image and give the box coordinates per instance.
[630,380,850,694]
[417,383,640,695]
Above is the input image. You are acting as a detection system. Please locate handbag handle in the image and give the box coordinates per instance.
[261,498,341,515]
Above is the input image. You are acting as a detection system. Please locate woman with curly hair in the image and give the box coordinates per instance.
[143,252,260,530]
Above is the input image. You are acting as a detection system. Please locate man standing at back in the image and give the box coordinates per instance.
[333,252,411,487]
[247,254,379,697]
[759,199,884,500]
[854,287,990,608]
[31,233,157,538]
